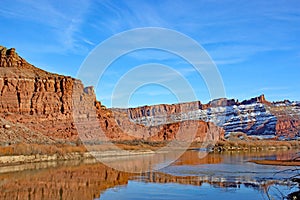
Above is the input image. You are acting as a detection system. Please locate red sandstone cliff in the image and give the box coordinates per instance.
[0,46,96,144]
[0,46,224,145]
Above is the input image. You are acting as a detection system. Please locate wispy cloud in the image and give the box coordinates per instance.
[82,38,96,46]
[126,49,177,62]
[1,0,299,106]
[254,87,290,94]
[0,0,91,53]
[90,0,169,34]
[88,0,299,68]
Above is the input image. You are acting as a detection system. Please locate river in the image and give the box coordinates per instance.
[0,150,298,199]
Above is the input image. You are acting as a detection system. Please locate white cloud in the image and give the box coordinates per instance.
[0,0,91,53]
[90,0,170,34]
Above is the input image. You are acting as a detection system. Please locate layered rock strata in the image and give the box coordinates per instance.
[2,45,298,142]
[0,46,224,144]
[127,95,300,139]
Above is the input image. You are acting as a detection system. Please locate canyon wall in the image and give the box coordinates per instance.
[0,46,96,144]
[0,46,224,145]
[1,45,298,143]
[127,95,300,139]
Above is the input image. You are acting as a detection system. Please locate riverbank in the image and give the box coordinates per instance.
[0,148,158,168]
[212,139,300,151]
[0,140,299,167]
[0,142,159,167]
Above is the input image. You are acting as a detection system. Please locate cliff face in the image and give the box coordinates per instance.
[0,46,97,144]
[2,45,297,143]
[127,95,300,139]
[0,46,92,116]
[0,46,224,144]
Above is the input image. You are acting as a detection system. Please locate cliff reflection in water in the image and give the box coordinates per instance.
[0,151,298,200]
[0,160,132,199]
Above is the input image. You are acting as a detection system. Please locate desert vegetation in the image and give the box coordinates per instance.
[213,132,300,152]
[0,143,87,156]
[214,139,300,151]
[0,137,299,157]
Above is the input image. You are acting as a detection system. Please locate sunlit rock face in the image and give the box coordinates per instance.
[0,45,298,143]
[127,95,300,140]
[0,46,224,144]
[0,46,98,143]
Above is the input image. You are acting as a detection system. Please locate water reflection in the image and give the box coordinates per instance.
[0,150,298,200]
[0,159,132,199]
[100,181,297,200]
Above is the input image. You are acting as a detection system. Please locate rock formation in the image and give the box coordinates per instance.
[0,46,97,144]
[0,46,224,145]
[127,95,300,139]
[1,45,298,144]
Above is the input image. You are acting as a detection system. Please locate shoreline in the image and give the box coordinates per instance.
[212,139,300,152]
[0,140,299,170]
[0,149,157,167]
[249,159,300,166]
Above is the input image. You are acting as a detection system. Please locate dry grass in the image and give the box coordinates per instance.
[113,140,166,150]
[0,139,299,156]
[0,143,87,156]
[0,140,166,156]
[214,139,300,151]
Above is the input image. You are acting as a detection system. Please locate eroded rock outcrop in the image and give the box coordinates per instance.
[127,95,300,139]
[0,46,98,143]
[0,46,27,68]
[0,46,224,144]
[1,45,298,143]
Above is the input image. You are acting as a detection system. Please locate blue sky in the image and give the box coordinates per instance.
[1,0,299,107]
